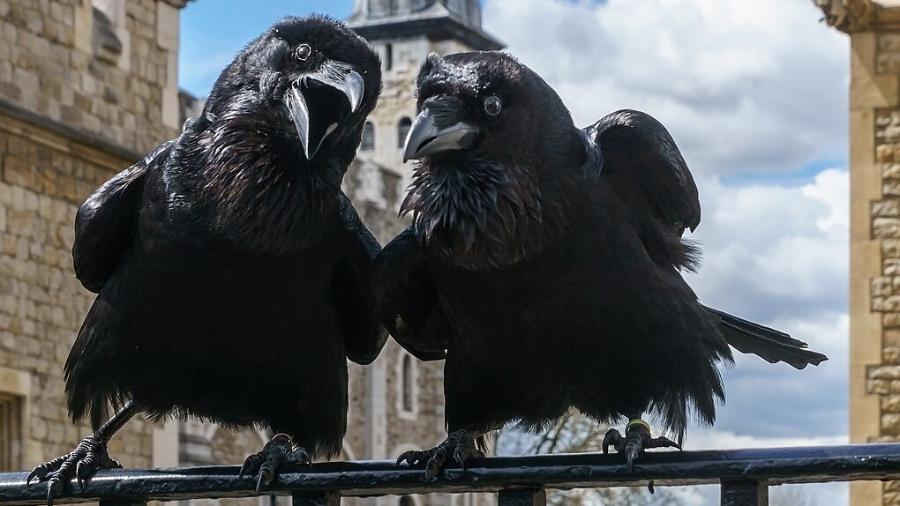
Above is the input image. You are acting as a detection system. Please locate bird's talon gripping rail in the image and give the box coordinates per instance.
[2,444,900,506]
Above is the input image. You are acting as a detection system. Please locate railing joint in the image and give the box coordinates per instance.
[99,499,147,506]
[292,491,340,506]
[720,478,768,506]
[498,488,546,506]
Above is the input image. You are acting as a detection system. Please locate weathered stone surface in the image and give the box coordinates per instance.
[0,0,178,155]
[875,217,900,238]
[874,199,900,216]
[875,277,895,297]
[871,366,900,380]
[886,347,900,365]
[869,379,891,395]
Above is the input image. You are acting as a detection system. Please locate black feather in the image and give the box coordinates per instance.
[376,51,826,452]
[64,16,384,458]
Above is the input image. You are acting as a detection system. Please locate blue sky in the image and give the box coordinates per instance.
[180,2,851,504]
[180,0,354,96]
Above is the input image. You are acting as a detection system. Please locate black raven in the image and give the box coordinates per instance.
[375,52,827,476]
[27,16,384,502]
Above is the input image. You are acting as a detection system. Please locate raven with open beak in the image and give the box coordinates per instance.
[27,16,385,504]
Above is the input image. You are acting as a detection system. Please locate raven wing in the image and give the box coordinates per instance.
[372,227,449,361]
[333,195,389,365]
[73,140,174,293]
[584,109,700,235]
[583,109,699,270]
[584,110,826,369]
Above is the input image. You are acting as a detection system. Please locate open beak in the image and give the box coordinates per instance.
[284,60,365,160]
[402,96,480,162]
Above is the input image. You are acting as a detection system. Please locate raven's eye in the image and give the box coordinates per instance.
[483,95,502,117]
[295,44,312,61]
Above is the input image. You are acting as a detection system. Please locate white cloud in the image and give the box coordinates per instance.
[483,0,849,175]
[688,169,848,318]
[684,170,849,438]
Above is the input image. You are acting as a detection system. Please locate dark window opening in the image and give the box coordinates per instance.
[401,354,414,412]
[398,117,412,148]
[0,394,22,471]
[361,122,375,151]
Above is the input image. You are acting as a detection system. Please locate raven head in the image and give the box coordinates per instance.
[401,52,582,268]
[203,15,381,163]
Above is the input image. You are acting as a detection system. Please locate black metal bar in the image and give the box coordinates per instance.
[498,488,546,506]
[98,500,146,506]
[720,479,768,506]
[292,491,339,506]
[1,444,899,505]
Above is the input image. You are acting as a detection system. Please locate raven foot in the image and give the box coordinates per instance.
[240,434,311,492]
[602,419,680,472]
[26,434,121,505]
[396,429,484,479]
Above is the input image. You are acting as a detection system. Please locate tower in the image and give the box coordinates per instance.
[816,1,900,505]
[336,3,503,505]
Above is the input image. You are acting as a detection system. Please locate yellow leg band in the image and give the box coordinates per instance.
[626,418,651,432]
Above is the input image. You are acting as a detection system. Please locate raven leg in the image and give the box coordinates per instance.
[602,418,680,471]
[27,400,138,505]
[396,428,484,479]
[239,433,311,492]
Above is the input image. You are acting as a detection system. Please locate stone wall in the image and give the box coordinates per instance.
[816,1,900,504]
[0,111,154,471]
[0,0,184,481]
[0,0,182,155]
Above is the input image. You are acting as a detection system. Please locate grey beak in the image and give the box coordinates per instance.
[284,60,365,160]
[402,102,479,162]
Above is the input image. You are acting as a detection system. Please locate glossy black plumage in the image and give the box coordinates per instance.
[34,16,385,499]
[375,52,826,471]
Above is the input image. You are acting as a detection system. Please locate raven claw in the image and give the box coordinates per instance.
[395,429,483,479]
[27,434,120,504]
[603,422,681,472]
[240,434,310,493]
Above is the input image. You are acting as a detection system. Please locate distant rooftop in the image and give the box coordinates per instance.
[348,0,503,51]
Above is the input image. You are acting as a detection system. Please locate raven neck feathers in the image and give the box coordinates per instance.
[402,154,566,269]
[179,103,343,254]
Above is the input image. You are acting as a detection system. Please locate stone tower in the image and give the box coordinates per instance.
[816,1,900,505]
[338,3,502,506]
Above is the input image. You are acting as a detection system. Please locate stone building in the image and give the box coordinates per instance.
[817,1,900,505]
[0,0,502,505]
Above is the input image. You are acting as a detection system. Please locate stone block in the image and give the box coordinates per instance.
[875,217,900,238]
[874,277,894,297]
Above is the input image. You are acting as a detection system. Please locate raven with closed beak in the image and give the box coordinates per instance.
[376,52,827,477]
[28,16,384,502]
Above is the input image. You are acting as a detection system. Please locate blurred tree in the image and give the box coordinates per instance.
[496,410,683,505]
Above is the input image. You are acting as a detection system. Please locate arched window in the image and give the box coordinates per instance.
[401,354,414,413]
[398,496,415,506]
[397,117,412,148]
[361,121,375,151]
[92,0,125,63]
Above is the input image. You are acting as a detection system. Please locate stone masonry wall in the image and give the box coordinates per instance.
[0,113,154,470]
[857,27,900,506]
[0,0,180,155]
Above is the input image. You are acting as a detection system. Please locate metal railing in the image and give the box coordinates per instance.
[2,443,900,506]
